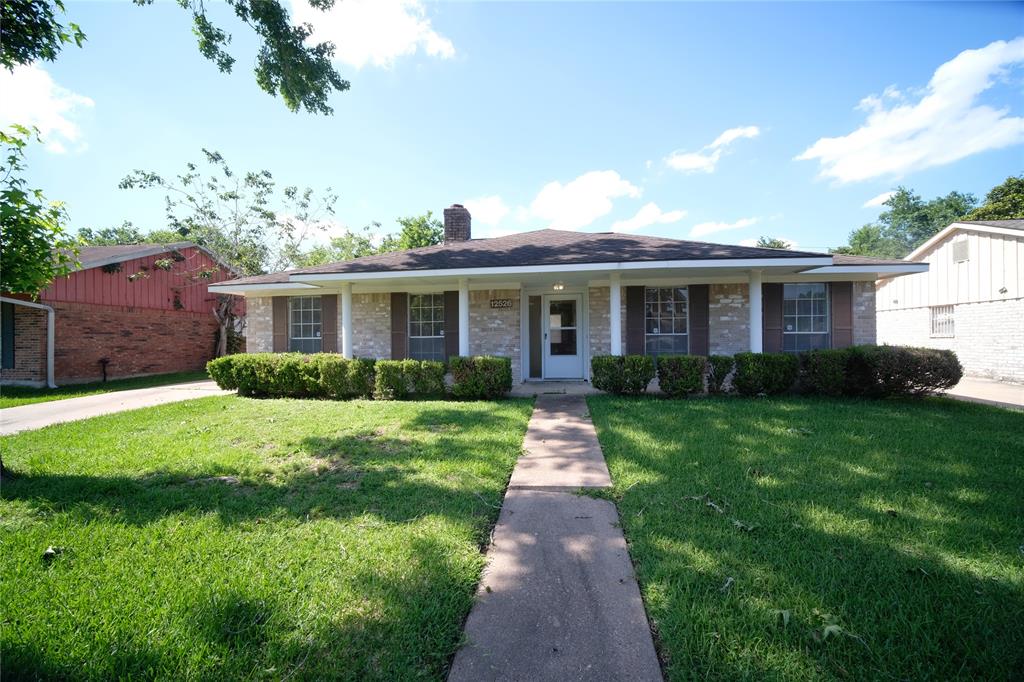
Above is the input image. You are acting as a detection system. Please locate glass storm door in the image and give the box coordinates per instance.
[543,295,583,379]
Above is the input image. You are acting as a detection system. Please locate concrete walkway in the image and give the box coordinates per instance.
[0,380,229,435]
[944,376,1024,410]
[448,395,662,682]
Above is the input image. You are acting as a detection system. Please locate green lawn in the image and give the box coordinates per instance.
[587,395,1024,681]
[1,396,533,680]
[0,370,209,409]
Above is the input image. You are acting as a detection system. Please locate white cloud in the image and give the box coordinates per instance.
[689,217,760,238]
[612,202,687,232]
[797,37,1024,183]
[0,64,93,154]
[463,195,510,226]
[863,191,896,208]
[530,170,641,230]
[290,0,454,69]
[665,125,760,174]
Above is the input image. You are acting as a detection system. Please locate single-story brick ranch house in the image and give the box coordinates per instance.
[1,242,241,387]
[209,205,927,383]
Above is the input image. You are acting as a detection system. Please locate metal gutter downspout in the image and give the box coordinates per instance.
[0,296,57,388]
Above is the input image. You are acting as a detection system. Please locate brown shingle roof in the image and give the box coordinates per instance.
[224,229,835,286]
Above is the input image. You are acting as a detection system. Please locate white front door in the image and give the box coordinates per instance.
[543,295,583,379]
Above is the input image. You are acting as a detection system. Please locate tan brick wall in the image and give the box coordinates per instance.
[352,293,391,359]
[709,283,750,355]
[853,281,876,345]
[878,297,1023,383]
[469,289,521,381]
[246,297,274,353]
[587,286,626,358]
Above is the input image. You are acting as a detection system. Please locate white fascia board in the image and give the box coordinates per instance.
[288,257,834,283]
[208,282,321,295]
[801,264,929,275]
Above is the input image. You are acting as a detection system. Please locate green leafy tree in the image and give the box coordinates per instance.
[381,212,445,251]
[966,174,1024,221]
[2,0,348,115]
[755,236,790,249]
[296,212,445,266]
[119,150,336,275]
[833,187,977,258]
[0,0,85,69]
[293,223,381,267]
[0,125,79,295]
[78,221,180,246]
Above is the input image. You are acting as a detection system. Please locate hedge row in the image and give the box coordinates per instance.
[590,345,962,399]
[206,353,513,400]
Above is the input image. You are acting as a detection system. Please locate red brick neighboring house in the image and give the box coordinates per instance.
[1,242,242,386]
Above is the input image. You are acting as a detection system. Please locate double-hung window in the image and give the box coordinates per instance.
[930,305,954,337]
[289,296,322,353]
[782,283,830,352]
[644,287,689,357]
[409,293,445,361]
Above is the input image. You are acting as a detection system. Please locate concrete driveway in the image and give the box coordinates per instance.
[945,376,1024,410]
[0,380,229,435]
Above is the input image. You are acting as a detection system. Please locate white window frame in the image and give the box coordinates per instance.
[782,283,831,352]
[930,305,955,338]
[408,293,445,361]
[288,295,322,353]
[644,286,690,356]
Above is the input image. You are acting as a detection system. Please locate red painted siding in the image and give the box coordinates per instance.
[39,246,240,315]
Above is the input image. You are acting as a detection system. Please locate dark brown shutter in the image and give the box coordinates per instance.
[625,286,645,355]
[762,284,783,353]
[831,282,854,349]
[390,292,408,359]
[688,284,710,356]
[443,290,459,359]
[272,297,289,352]
[320,294,338,353]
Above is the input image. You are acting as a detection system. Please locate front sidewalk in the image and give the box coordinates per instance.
[0,380,228,435]
[448,395,662,681]
[945,376,1024,410]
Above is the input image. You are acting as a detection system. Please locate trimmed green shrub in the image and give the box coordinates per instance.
[413,360,447,397]
[799,349,849,396]
[845,345,962,397]
[591,355,654,395]
[622,355,655,394]
[591,355,625,394]
[319,356,376,399]
[733,352,799,396]
[374,360,413,400]
[657,355,706,398]
[206,355,238,390]
[449,356,512,399]
[707,354,735,394]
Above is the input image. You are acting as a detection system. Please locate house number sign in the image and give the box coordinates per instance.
[490,298,514,309]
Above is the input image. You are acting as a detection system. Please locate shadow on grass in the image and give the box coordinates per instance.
[1,532,482,681]
[2,430,513,529]
[587,394,1024,680]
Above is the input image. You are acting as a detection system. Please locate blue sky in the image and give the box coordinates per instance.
[3,1,1022,253]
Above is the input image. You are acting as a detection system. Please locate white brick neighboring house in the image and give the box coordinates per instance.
[209,205,926,385]
[877,219,1024,384]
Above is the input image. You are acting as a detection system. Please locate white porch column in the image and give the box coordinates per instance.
[609,272,622,355]
[458,277,470,356]
[748,270,763,352]
[340,282,353,359]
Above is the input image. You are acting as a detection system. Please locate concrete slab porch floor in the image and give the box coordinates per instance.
[448,395,662,682]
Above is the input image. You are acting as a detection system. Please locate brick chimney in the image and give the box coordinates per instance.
[443,204,471,243]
